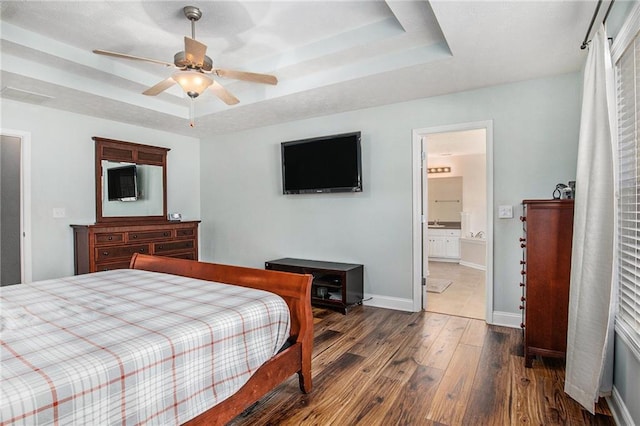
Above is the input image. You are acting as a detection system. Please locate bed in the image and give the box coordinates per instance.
[0,253,313,425]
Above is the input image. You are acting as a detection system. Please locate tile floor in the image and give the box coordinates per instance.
[425,261,485,320]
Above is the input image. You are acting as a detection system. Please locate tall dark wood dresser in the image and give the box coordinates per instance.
[520,199,574,367]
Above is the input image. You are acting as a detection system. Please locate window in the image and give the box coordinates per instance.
[614,25,640,350]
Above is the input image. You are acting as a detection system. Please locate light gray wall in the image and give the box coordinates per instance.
[1,135,22,286]
[1,100,201,281]
[200,72,581,312]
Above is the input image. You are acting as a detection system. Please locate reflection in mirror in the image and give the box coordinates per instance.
[428,176,463,222]
[102,161,163,218]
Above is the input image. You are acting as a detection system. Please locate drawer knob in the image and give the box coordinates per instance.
[103,251,109,256]
[139,248,145,253]
[158,245,163,249]
[132,235,138,239]
[108,236,113,241]
[164,232,169,237]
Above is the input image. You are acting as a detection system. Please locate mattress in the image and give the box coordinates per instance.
[0,269,291,425]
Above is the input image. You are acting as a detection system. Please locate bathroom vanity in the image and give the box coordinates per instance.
[427,224,461,261]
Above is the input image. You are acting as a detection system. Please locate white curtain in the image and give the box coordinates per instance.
[564,24,617,414]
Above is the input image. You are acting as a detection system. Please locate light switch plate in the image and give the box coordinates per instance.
[498,205,513,219]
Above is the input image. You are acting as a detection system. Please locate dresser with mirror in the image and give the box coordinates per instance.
[71,137,199,274]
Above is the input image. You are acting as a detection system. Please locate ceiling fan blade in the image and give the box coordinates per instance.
[143,77,176,96]
[209,81,240,105]
[93,49,175,67]
[184,37,207,68]
[215,68,278,85]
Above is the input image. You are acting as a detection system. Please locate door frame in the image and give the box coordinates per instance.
[1,128,32,284]
[411,120,494,322]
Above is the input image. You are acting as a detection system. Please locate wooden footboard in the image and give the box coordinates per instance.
[129,253,313,425]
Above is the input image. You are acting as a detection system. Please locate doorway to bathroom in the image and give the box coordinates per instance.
[411,121,494,322]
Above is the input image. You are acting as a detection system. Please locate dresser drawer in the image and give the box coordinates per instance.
[96,244,149,261]
[95,232,125,244]
[163,252,196,260]
[177,228,196,237]
[95,260,132,272]
[154,240,195,254]
[128,230,173,241]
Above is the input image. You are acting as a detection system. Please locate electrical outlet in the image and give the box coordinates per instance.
[52,207,66,218]
[498,205,513,219]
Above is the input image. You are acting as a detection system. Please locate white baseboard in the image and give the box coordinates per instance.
[362,296,527,329]
[490,311,522,328]
[608,387,634,426]
[459,260,486,271]
[428,257,459,263]
[363,294,415,312]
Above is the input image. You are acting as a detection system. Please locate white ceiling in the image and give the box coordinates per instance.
[0,1,601,138]
[427,129,486,158]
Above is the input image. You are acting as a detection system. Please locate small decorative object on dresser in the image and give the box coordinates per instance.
[265,258,364,314]
[520,199,574,367]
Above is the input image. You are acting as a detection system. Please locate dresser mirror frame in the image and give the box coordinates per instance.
[94,137,170,223]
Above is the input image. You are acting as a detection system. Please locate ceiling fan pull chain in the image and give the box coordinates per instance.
[189,98,196,128]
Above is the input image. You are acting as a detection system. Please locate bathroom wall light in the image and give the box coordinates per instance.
[428,167,451,174]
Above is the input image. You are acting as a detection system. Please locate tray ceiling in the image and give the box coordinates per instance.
[0,1,599,137]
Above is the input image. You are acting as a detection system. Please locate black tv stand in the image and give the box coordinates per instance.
[265,258,364,314]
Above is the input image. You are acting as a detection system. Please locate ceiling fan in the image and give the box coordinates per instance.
[93,5,277,125]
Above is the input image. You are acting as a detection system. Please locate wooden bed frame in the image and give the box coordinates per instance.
[129,253,314,425]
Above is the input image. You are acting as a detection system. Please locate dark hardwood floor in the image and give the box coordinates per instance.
[229,306,614,425]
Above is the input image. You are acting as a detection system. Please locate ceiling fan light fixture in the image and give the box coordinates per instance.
[93,4,277,126]
[172,70,212,98]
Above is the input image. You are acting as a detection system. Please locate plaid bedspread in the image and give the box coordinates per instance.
[0,269,291,425]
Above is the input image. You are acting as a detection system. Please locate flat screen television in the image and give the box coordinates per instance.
[107,165,138,201]
[281,131,362,194]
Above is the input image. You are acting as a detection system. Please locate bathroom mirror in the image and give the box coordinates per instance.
[94,137,169,223]
[428,176,463,222]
